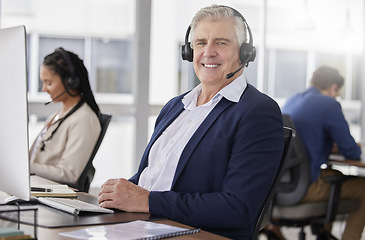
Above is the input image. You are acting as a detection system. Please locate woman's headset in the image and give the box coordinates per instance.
[181,5,256,67]
[55,47,81,92]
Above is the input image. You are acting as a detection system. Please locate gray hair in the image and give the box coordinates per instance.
[190,5,247,48]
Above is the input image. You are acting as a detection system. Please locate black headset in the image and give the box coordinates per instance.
[181,6,256,67]
[56,47,81,91]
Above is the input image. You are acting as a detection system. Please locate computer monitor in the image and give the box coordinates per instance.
[0,25,31,202]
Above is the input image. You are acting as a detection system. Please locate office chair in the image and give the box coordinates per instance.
[267,114,358,240]
[68,113,112,193]
[251,126,294,240]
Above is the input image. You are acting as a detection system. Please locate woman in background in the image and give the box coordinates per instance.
[30,47,101,185]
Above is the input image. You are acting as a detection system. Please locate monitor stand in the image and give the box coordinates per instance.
[0,196,38,205]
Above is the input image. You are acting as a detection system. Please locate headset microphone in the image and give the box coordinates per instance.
[226,64,244,79]
[44,90,66,105]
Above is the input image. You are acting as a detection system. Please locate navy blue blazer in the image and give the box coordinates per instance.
[130,84,284,239]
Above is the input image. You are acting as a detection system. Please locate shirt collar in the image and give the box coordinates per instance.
[182,74,247,109]
[220,74,247,102]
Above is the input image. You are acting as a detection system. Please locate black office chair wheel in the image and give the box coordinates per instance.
[298,228,306,240]
[316,234,335,240]
[311,224,338,240]
[259,229,282,240]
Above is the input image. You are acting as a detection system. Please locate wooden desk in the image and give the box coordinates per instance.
[0,218,228,239]
[0,219,228,240]
[0,176,229,240]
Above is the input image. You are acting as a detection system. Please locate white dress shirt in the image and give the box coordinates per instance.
[138,75,247,191]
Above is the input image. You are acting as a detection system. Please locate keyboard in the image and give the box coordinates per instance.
[37,197,114,215]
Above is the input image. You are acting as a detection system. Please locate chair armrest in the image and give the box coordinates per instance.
[324,174,355,183]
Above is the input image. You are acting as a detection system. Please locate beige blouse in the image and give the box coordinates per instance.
[30,103,101,185]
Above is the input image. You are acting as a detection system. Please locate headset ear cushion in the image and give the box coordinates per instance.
[67,76,81,90]
[181,43,193,62]
[240,43,256,65]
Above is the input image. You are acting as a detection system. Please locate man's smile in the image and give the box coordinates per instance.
[203,64,221,68]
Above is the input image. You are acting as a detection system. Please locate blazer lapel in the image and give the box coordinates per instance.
[147,102,185,151]
[171,98,234,187]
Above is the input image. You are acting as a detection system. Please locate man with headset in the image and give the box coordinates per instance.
[98,5,284,239]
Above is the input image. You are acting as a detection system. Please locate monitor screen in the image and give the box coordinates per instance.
[0,25,31,201]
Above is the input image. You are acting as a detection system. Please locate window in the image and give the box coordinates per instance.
[91,38,133,94]
[273,49,307,98]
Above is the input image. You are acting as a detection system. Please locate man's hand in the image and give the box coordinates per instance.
[98,178,150,213]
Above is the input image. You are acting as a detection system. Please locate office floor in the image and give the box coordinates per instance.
[259,221,365,240]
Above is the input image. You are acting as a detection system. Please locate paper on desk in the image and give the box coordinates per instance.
[59,220,200,240]
[31,185,77,197]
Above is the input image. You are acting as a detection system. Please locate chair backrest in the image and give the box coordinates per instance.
[274,114,311,206]
[251,126,294,240]
[69,113,112,192]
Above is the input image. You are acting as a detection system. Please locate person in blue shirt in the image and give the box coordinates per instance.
[283,66,361,183]
[269,66,364,240]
